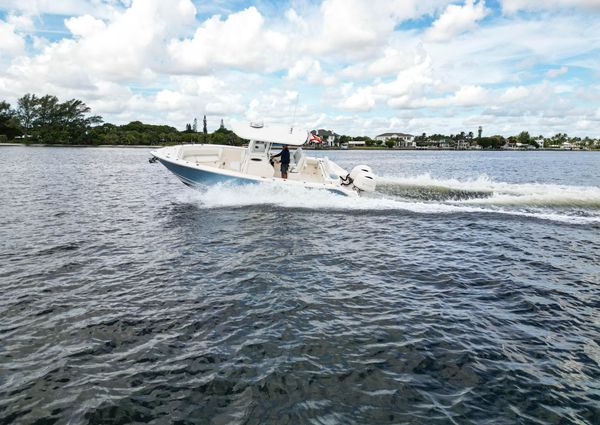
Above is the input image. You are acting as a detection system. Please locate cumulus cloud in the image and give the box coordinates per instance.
[425,0,489,42]
[168,7,288,74]
[286,59,337,85]
[337,86,376,111]
[376,53,438,101]
[4,0,196,87]
[314,0,395,52]
[335,50,440,111]
[64,14,107,38]
[6,14,33,31]
[295,0,451,58]
[0,18,26,57]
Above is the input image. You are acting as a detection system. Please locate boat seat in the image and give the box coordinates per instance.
[182,147,222,164]
[290,148,306,173]
[189,155,220,163]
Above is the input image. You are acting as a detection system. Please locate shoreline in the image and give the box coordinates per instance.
[0,142,597,152]
[0,143,160,148]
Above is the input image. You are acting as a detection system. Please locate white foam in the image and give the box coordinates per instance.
[379,174,600,208]
[175,180,600,225]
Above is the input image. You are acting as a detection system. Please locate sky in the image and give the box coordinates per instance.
[0,0,599,137]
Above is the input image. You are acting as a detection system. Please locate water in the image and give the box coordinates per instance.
[1,147,599,424]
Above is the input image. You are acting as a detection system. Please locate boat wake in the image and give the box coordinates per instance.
[176,175,600,225]
[378,174,600,208]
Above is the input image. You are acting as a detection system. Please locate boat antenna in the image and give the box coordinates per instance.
[290,93,299,134]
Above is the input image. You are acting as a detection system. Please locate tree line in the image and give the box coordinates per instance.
[330,131,598,149]
[0,93,242,146]
[1,93,597,149]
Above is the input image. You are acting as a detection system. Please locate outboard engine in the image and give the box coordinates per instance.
[349,164,376,192]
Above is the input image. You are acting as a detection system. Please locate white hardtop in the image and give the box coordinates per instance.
[231,121,309,146]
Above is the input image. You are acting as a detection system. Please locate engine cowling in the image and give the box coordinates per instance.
[349,165,372,180]
[349,165,376,192]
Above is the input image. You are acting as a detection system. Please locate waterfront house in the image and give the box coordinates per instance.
[314,129,338,147]
[561,142,577,150]
[456,140,470,150]
[375,132,415,146]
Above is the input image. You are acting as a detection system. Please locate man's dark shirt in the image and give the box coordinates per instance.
[273,149,290,164]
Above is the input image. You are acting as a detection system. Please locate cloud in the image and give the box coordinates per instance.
[500,85,529,102]
[64,14,107,38]
[422,13,600,89]
[4,0,197,86]
[546,66,568,78]
[376,53,439,101]
[425,0,489,42]
[337,86,376,111]
[0,0,598,136]
[421,84,490,107]
[245,89,312,124]
[286,59,337,85]
[168,7,288,74]
[501,0,600,13]
[0,0,121,19]
[295,0,451,58]
[0,17,27,57]
[315,0,395,52]
[341,45,421,79]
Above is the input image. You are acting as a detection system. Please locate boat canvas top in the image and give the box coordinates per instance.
[231,121,308,146]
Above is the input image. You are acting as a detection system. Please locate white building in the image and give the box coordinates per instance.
[348,140,366,147]
[314,129,338,147]
[375,132,415,147]
[456,140,470,150]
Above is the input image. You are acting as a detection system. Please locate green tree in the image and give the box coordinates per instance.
[17,94,38,138]
[0,101,21,140]
[385,140,395,148]
[339,135,351,144]
[15,94,102,144]
[477,135,505,149]
[517,131,532,146]
[211,126,241,145]
[58,98,102,144]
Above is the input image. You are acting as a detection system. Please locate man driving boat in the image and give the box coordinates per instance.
[271,145,290,179]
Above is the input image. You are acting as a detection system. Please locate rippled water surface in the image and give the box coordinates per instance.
[1,147,599,424]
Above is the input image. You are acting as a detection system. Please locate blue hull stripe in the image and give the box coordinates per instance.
[159,159,254,187]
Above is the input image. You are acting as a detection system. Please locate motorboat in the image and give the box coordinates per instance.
[150,121,376,197]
